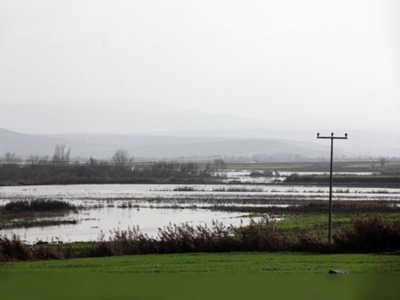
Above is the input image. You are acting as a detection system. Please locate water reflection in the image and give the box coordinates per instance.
[2,207,248,244]
[223,170,377,183]
[0,180,399,243]
[1,184,399,201]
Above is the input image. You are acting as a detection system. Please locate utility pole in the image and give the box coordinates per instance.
[317,132,348,243]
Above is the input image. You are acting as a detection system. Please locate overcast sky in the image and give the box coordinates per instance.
[1,0,399,132]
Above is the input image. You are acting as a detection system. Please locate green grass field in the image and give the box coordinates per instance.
[2,252,399,274]
[1,253,399,300]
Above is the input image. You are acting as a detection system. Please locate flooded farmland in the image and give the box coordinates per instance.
[1,172,399,243]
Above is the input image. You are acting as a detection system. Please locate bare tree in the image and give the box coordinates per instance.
[213,158,226,172]
[52,144,71,165]
[27,155,40,165]
[27,155,49,165]
[112,149,133,169]
[3,152,20,164]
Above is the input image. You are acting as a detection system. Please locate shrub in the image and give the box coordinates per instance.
[0,234,32,261]
[236,217,290,251]
[157,221,236,253]
[333,215,400,253]
[33,245,65,260]
[294,230,329,253]
[85,227,156,257]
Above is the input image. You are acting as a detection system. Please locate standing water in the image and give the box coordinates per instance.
[1,182,399,243]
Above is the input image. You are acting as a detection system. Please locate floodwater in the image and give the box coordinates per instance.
[1,183,399,203]
[223,170,377,183]
[0,172,399,243]
[2,207,248,244]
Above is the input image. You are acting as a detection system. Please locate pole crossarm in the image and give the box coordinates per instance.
[316,132,348,244]
[317,133,348,140]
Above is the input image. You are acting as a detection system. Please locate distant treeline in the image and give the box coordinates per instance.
[0,160,224,186]
[0,146,227,185]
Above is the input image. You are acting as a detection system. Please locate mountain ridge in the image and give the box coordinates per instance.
[2,126,398,162]
[0,127,347,161]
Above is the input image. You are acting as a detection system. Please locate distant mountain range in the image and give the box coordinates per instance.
[0,101,398,161]
[1,126,399,162]
[0,101,274,134]
[0,100,362,134]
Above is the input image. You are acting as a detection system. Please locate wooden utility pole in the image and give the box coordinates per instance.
[317,132,348,243]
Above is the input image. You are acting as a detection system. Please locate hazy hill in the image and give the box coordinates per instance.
[0,128,90,159]
[1,123,399,162]
[0,127,344,161]
[1,99,399,160]
[0,101,272,135]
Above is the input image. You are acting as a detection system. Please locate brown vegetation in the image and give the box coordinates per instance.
[2,199,76,213]
[1,215,399,262]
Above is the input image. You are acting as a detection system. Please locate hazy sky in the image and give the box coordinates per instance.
[1,0,399,131]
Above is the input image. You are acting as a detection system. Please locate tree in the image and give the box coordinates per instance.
[27,155,40,165]
[213,158,226,172]
[3,152,19,163]
[112,149,133,170]
[52,144,71,165]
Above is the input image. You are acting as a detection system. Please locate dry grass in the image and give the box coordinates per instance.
[1,214,399,262]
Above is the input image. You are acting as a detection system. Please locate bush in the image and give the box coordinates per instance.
[2,215,400,262]
[0,234,32,261]
[294,230,329,253]
[333,215,400,253]
[157,221,236,253]
[236,217,289,251]
[85,227,156,257]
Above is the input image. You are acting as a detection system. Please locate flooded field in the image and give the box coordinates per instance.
[1,206,247,244]
[223,170,377,183]
[1,178,399,243]
[1,183,399,202]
